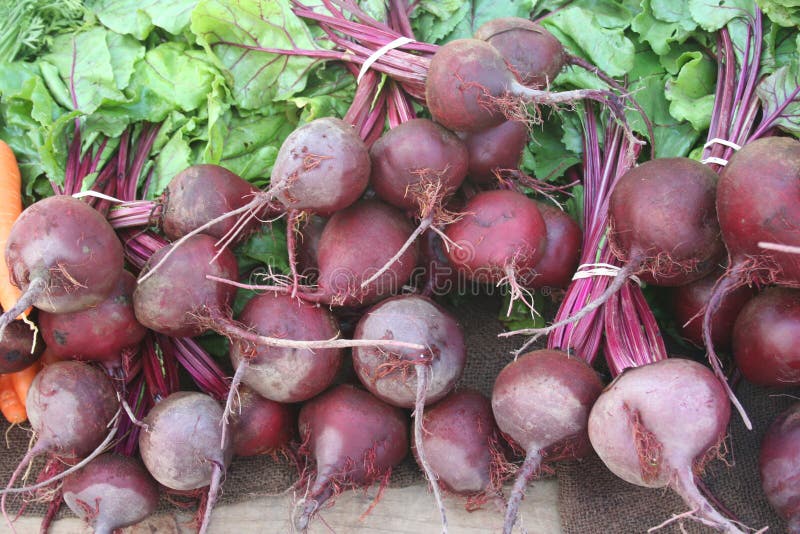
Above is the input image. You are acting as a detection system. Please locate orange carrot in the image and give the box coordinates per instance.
[0,373,26,424]
[9,360,40,411]
[0,140,24,317]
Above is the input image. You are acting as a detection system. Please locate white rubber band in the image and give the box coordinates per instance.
[701,157,729,166]
[357,37,414,84]
[72,191,125,203]
[571,263,643,286]
[703,138,742,151]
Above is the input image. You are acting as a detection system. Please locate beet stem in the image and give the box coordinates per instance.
[286,209,303,298]
[502,449,542,534]
[221,360,247,449]
[0,411,121,496]
[500,261,637,345]
[0,277,47,341]
[295,480,334,532]
[360,215,431,290]
[670,468,746,533]
[701,271,752,430]
[210,311,428,352]
[138,193,269,284]
[413,364,448,534]
[198,462,224,534]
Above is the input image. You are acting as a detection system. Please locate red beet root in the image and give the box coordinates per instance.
[295,384,408,531]
[732,287,800,387]
[760,402,800,533]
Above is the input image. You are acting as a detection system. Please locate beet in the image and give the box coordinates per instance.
[229,291,343,403]
[609,157,723,287]
[40,270,146,369]
[369,118,468,211]
[133,234,238,338]
[0,319,42,374]
[303,199,419,307]
[161,164,262,242]
[0,196,124,334]
[492,349,603,533]
[62,453,159,534]
[411,390,503,503]
[139,391,232,534]
[424,38,622,133]
[461,120,528,184]
[230,386,294,457]
[588,358,739,532]
[474,18,566,87]
[295,384,408,530]
[732,287,800,387]
[272,117,371,214]
[352,294,465,409]
[670,269,754,350]
[760,402,800,533]
[296,214,328,277]
[528,202,582,289]
[444,190,547,309]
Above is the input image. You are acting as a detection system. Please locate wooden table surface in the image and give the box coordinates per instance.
[13,480,561,533]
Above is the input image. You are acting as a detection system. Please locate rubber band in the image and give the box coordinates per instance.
[701,157,729,166]
[72,191,125,203]
[571,262,643,286]
[357,37,414,84]
[703,138,742,151]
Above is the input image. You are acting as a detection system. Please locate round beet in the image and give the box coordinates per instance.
[306,199,419,307]
[609,157,723,286]
[229,292,343,403]
[670,269,754,350]
[492,349,603,534]
[272,117,371,214]
[139,391,232,534]
[162,164,261,242]
[528,203,582,289]
[0,319,42,374]
[588,358,738,532]
[732,287,800,387]
[2,196,123,326]
[760,403,800,533]
[474,18,565,87]
[133,234,238,338]
[230,386,294,457]
[295,384,408,530]
[62,454,159,534]
[445,190,547,293]
[40,271,146,368]
[461,120,528,184]
[352,295,466,408]
[370,118,468,211]
[411,390,502,502]
[425,39,622,133]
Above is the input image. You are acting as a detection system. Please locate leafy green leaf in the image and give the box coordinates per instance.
[665,51,716,131]
[443,0,536,42]
[756,60,800,136]
[757,0,800,27]
[89,0,199,39]
[44,27,127,114]
[410,0,470,44]
[237,223,290,274]
[521,120,582,180]
[191,0,319,109]
[543,6,635,76]
[688,0,754,31]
